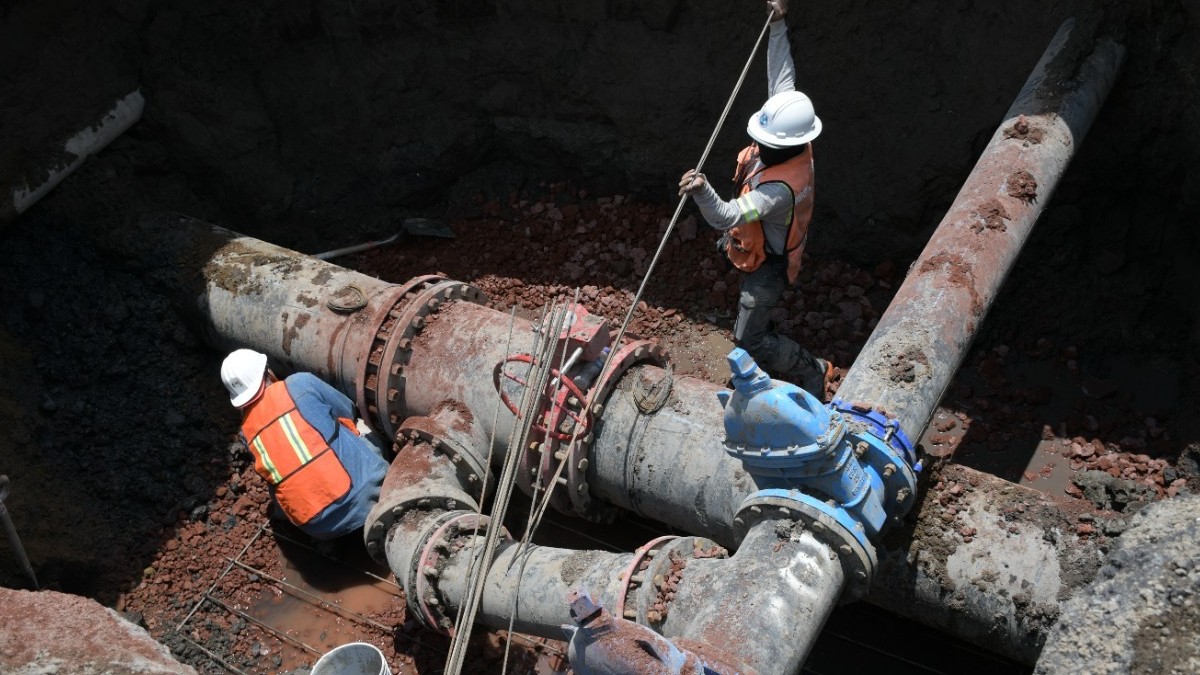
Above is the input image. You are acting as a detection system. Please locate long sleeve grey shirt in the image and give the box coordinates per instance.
[692,20,797,255]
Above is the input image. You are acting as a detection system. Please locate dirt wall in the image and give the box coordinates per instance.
[3,1,1197,257]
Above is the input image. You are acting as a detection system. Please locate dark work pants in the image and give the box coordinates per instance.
[734,256,823,385]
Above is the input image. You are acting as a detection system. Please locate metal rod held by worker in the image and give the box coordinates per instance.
[0,476,38,590]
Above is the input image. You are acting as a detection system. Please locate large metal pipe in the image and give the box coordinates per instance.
[427,516,840,674]
[132,25,1126,664]
[835,20,1125,440]
[136,216,1111,662]
[2,90,144,223]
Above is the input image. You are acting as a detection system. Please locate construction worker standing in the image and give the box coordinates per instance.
[679,0,832,397]
[220,349,389,540]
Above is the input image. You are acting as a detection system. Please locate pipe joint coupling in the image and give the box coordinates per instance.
[565,590,728,675]
[614,535,728,627]
[363,436,482,564]
[733,489,877,602]
[831,399,921,528]
[408,511,508,634]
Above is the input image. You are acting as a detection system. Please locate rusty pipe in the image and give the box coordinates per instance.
[136,216,1111,662]
[426,517,842,674]
[835,20,1126,442]
[126,213,405,411]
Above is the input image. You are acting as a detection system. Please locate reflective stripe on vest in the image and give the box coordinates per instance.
[724,144,815,285]
[240,381,352,525]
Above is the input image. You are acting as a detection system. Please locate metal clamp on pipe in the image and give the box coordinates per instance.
[565,591,732,675]
[717,348,918,600]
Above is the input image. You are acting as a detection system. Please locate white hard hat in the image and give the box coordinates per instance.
[221,349,268,407]
[747,90,822,148]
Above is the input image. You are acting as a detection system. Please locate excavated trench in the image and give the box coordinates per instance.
[0,0,1197,673]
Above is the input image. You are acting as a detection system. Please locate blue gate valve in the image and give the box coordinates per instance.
[717,349,918,568]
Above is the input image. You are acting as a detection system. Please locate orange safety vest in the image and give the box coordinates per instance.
[240,382,352,526]
[725,144,815,285]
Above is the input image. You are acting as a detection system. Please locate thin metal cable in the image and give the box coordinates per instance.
[450,305,518,642]
[523,290,579,538]
[591,11,775,399]
[501,293,580,675]
[509,8,778,575]
[456,13,775,670]
[445,299,568,674]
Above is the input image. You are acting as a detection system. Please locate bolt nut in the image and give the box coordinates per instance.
[854,441,868,458]
[883,464,897,478]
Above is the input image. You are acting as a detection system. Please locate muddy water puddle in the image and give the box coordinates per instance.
[244,538,404,671]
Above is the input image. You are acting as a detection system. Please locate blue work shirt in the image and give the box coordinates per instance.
[279,373,389,540]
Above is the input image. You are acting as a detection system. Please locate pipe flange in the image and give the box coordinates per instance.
[622,535,728,628]
[412,511,509,635]
[374,279,487,439]
[365,492,466,565]
[832,399,921,471]
[363,436,479,564]
[359,275,446,432]
[394,424,488,497]
[569,340,667,520]
[733,489,877,603]
[849,430,919,526]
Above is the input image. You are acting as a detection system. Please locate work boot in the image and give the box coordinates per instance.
[799,358,833,401]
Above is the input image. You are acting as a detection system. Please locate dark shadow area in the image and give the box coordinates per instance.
[0,207,235,603]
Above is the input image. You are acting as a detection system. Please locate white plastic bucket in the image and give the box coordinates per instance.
[311,642,391,675]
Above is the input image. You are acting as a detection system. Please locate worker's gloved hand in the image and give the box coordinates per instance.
[768,0,787,21]
[678,169,707,196]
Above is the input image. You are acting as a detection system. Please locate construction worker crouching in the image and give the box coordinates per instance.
[679,0,833,398]
[220,349,389,540]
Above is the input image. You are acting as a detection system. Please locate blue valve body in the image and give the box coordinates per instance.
[718,348,918,543]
